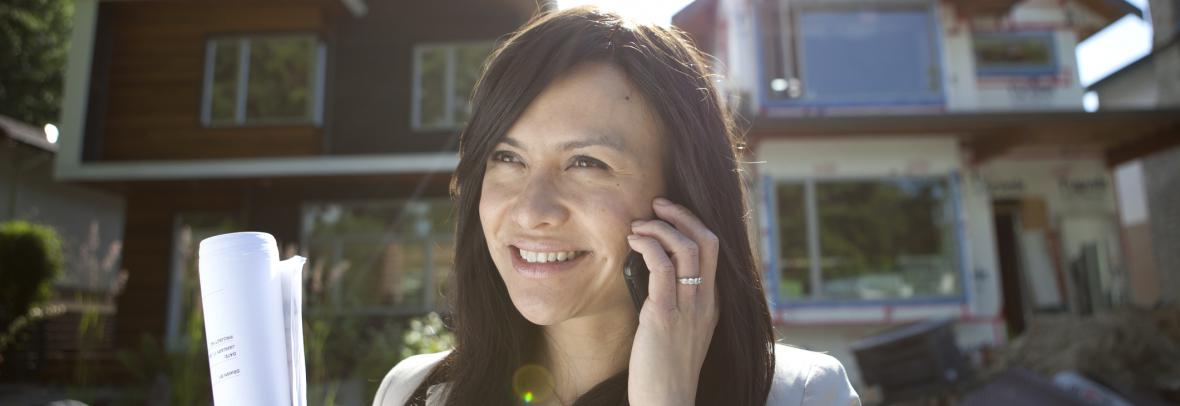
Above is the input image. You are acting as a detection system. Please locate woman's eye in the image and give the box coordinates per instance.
[570,155,609,170]
[490,151,522,165]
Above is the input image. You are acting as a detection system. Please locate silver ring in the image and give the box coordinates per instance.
[677,276,702,285]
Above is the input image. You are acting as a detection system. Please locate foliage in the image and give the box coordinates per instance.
[304,315,399,406]
[0,220,64,349]
[0,0,74,126]
[304,315,362,405]
[0,303,65,359]
[400,312,454,360]
[68,221,126,294]
[302,311,454,405]
[114,308,212,406]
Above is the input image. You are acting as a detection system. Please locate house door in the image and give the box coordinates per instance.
[992,200,1027,336]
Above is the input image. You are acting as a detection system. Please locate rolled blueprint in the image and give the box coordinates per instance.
[199,232,307,406]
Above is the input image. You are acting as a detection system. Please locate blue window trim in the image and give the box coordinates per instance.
[761,174,782,308]
[972,30,1059,77]
[753,0,948,110]
[777,296,966,308]
[949,170,973,307]
[765,173,970,309]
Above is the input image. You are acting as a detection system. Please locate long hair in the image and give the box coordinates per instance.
[409,7,776,405]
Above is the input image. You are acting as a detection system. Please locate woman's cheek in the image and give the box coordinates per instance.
[568,184,638,233]
[481,173,517,205]
[479,175,516,230]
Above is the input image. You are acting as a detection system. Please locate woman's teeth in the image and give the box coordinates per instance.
[518,248,582,263]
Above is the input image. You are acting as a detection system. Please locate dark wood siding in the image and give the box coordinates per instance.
[88,0,540,161]
[110,174,451,354]
[114,183,243,350]
[326,0,535,154]
[98,1,333,161]
[95,0,539,365]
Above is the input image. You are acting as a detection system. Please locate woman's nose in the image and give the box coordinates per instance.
[510,174,570,230]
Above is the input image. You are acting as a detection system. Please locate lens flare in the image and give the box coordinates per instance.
[513,364,555,404]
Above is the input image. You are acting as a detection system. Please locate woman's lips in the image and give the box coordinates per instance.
[510,245,588,279]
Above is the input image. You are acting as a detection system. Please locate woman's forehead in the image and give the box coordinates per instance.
[499,132,627,154]
[503,62,664,152]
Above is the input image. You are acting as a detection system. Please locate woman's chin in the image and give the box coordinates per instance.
[508,293,572,326]
[517,306,568,326]
[510,293,634,326]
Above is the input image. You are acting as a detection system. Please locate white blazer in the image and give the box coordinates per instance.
[371,344,861,405]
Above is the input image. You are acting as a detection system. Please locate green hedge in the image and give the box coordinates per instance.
[0,220,63,330]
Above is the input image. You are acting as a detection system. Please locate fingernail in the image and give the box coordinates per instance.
[631,220,644,228]
[654,197,671,206]
[627,234,640,240]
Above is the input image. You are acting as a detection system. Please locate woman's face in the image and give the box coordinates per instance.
[480,62,666,326]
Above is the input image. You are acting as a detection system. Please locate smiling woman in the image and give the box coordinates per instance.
[480,61,667,324]
[372,6,858,406]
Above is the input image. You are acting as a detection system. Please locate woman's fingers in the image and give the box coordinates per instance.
[651,198,719,300]
[626,234,678,312]
[630,219,702,304]
[625,198,720,405]
[630,197,721,312]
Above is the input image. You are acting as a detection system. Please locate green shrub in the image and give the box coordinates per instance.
[0,220,64,335]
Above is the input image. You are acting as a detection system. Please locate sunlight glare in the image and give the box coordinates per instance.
[557,0,694,26]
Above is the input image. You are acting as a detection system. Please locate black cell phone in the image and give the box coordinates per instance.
[623,251,649,313]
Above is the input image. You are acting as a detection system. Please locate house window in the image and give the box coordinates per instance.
[971,31,1057,76]
[773,177,963,303]
[412,42,494,130]
[759,0,943,107]
[165,212,242,351]
[201,34,325,126]
[301,200,453,314]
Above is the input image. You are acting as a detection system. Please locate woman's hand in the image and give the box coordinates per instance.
[626,197,720,406]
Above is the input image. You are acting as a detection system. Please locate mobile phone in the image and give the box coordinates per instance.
[623,251,649,313]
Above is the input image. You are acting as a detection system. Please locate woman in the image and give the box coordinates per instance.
[373,6,859,406]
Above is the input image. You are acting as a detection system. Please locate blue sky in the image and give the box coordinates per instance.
[560,0,1154,88]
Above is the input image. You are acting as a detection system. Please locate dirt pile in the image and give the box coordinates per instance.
[985,305,1180,402]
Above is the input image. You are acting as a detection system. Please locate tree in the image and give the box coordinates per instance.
[0,0,74,126]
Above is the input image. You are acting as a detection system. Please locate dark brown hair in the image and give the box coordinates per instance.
[408,6,775,405]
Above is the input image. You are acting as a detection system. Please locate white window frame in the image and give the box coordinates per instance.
[410,41,494,131]
[200,34,327,127]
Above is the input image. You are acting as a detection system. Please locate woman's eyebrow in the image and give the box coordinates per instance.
[558,135,627,154]
[501,133,629,154]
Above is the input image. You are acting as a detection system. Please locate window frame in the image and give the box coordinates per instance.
[410,40,495,131]
[763,174,970,308]
[971,30,1059,77]
[298,199,454,317]
[199,33,327,127]
[756,0,947,109]
[164,211,245,351]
